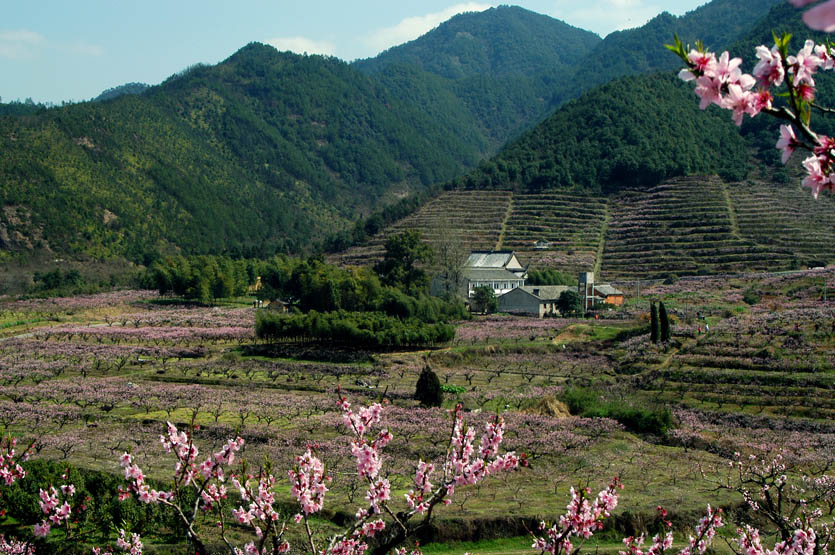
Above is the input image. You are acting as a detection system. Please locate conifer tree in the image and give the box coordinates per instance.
[659,301,671,343]
[415,365,443,407]
[650,302,659,344]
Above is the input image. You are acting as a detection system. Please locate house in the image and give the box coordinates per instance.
[264,299,289,313]
[533,240,551,250]
[592,284,624,306]
[497,285,570,317]
[432,250,528,299]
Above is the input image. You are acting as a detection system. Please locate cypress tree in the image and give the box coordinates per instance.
[650,302,659,344]
[415,365,443,407]
[659,301,671,343]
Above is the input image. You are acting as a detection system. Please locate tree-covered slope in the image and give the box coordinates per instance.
[727,3,835,166]
[0,44,489,261]
[355,6,602,145]
[456,73,750,194]
[553,0,781,105]
[355,6,600,79]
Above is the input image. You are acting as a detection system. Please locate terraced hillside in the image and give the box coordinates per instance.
[333,176,835,279]
[500,193,608,274]
[660,307,835,420]
[329,190,511,267]
[600,176,796,280]
[728,180,835,267]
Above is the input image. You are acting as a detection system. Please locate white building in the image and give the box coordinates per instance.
[432,250,527,299]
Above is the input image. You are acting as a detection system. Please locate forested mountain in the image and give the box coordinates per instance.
[355,6,602,144]
[455,73,750,194]
[729,3,835,166]
[553,0,781,104]
[93,83,150,102]
[0,0,794,265]
[0,44,488,261]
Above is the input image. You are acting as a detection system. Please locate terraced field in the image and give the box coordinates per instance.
[634,306,835,420]
[500,192,608,274]
[728,180,835,266]
[329,190,511,267]
[332,176,835,280]
[600,176,796,280]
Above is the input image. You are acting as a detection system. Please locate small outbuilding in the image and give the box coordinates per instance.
[497,285,570,318]
[593,284,624,306]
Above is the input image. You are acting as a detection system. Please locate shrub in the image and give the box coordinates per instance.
[650,302,659,344]
[415,365,443,407]
[562,387,672,436]
[659,301,671,342]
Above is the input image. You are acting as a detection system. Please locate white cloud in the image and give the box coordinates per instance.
[549,0,663,36]
[362,3,497,55]
[66,41,104,57]
[0,29,46,60]
[265,36,337,56]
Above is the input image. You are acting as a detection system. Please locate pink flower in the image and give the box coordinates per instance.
[776,125,799,164]
[797,82,816,102]
[722,84,753,126]
[787,39,823,86]
[748,90,772,117]
[796,0,835,32]
[33,522,50,537]
[802,155,828,198]
[814,43,834,69]
[753,45,785,86]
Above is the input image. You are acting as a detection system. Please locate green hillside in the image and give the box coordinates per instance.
[554,0,781,104]
[459,73,750,194]
[355,6,602,144]
[0,44,488,261]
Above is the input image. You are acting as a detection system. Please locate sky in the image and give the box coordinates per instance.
[1,0,711,104]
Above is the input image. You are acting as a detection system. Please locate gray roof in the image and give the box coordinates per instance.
[519,285,570,300]
[465,251,517,269]
[594,284,624,296]
[462,268,525,281]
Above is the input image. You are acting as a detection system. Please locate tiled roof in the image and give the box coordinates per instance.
[595,284,624,296]
[462,268,525,281]
[519,285,571,300]
[464,251,514,269]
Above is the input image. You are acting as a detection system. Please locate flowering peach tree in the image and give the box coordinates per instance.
[669,0,835,198]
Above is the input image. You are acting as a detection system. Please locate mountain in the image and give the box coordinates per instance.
[355,6,600,79]
[0,44,488,261]
[355,6,602,145]
[552,0,782,105]
[0,0,796,265]
[727,2,835,167]
[456,73,750,194]
[93,82,150,102]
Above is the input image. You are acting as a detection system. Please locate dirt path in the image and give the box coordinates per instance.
[495,192,515,250]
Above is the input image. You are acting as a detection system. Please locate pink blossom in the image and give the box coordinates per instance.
[711,51,744,83]
[754,45,785,86]
[289,449,328,515]
[694,75,723,110]
[722,84,753,126]
[33,522,50,537]
[748,89,773,117]
[799,0,835,32]
[788,40,823,86]
[802,155,829,198]
[679,50,716,82]
[797,82,816,101]
[776,125,799,164]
